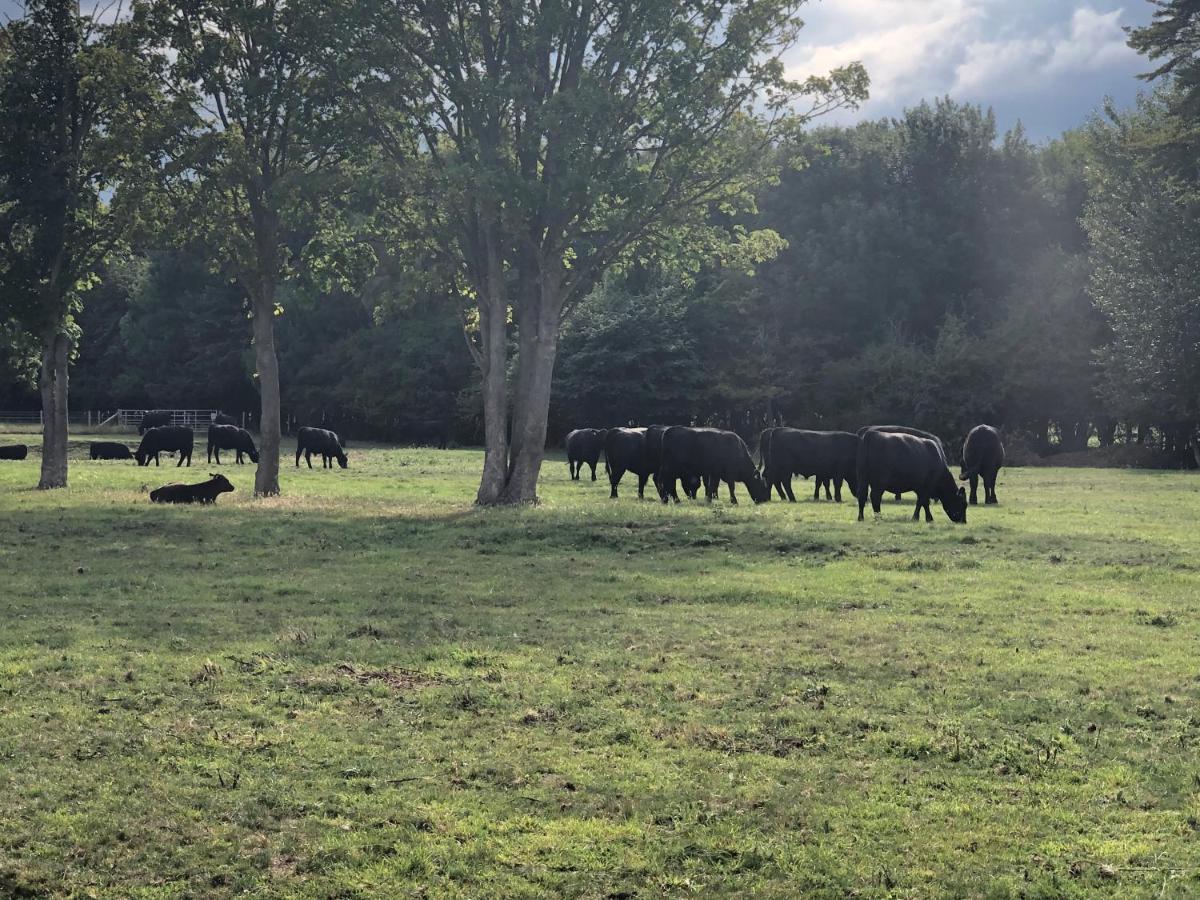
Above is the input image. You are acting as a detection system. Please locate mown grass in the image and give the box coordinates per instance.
[2,433,1199,897]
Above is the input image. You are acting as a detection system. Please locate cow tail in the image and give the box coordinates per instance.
[959,461,981,482]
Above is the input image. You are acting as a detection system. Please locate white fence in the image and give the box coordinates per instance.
[112,409,224,430]
[0,409,236,431]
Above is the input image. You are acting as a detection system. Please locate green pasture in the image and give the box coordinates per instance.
[1,434,1198,897]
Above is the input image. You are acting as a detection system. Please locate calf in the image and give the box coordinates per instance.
[856,430,966,524]
[150,473,235,504]
[960,424,1005,505]
[566,428,608,481]
[135,426,194,467]
[0,444,29,461]
[296,426,348,469]
[207,424,259,465]
[90,441,133,461]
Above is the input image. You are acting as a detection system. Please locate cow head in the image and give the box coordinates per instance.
[135,449,149,467]
[210,473,235,494]
[747,472,772,504]
[942,486,968,523]
[247,447,260,464]
[335,449,349,469]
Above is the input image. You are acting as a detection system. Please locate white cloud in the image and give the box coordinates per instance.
[785,2,1149,137]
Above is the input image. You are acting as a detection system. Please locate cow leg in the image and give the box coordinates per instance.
[925,498,934,522]
[912,496,923,521]
[305,450,313,469]
[969,474,979,505]
[812,478,821,501]
[609,467,623,499]
[870,488,884,516]
[833,477,843,502]
[985,471,998,504]
[893,492,902,503]
[295,447,302,467]
[823,478,833,501]
[784,476,796,503]
[858,487,868,521]
[590,461,598,482]
[727,481,737,505]
[637,472,649,499]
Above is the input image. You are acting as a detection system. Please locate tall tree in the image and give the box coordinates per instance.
[138,0,362,495]
[1083,95,1200,440]
[360,0,867,504]
[0,0,164,488]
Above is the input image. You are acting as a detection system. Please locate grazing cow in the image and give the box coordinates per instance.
[138,410,172,435]
[150,473,235,504]
[135,426,194,467]
[646,425,701,501]
[857,425,948,501]
[660,426,770,505]
[856,430,966,524]
[604,427,654,499]
[566,428,608,481]
[961,424,1005,505]
[398,419,449,449]
[90,441,133,461]
[296,426,348,469]
[207,425,259,465]
[0,444,29,461]
[764,429,860,503]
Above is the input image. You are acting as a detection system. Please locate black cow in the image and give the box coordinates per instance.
[660,427,770,505]
[135,426,194,467]
[90,441,133,461]
[296,426,348,469]
[604,427,654,499]
[764,429,860,503]
[212,412,238,426]
[138,410,172,435]
[646,425,700,501]
[0,444,29,461]
[566,428,608,481]
[856,430,967,524]
[398,419,449,449]
[961,424,1005,505]
[857,426,948,501]
[207,425,259,465]
[150,473,235,504]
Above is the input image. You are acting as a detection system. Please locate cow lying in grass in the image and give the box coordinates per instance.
[149,473,235,504]
[90,441,133,461]
[0,444,28,460]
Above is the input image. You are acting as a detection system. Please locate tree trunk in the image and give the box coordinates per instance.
[499,299,560,505]
[252,287,282,497]
[474,223,512,505]
[38,329,70,490]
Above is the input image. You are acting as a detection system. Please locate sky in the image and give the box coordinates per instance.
[0,0,1156,142]
[785,0,1156,140]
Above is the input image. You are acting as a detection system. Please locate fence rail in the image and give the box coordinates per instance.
[0,409,237,430]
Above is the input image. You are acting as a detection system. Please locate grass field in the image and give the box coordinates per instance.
[2,433,1199,898]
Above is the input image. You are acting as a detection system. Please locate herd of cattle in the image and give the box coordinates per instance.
[1,413,1006,520]
[566,423,1006,523]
